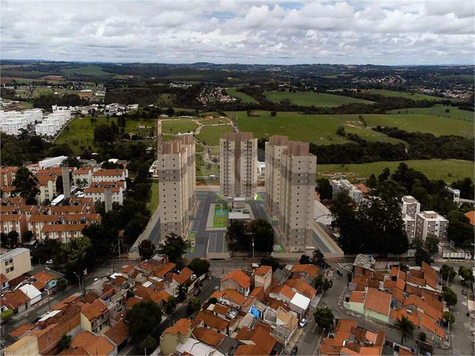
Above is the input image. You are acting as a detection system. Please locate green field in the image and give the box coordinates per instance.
[388,105,474,122]
[363,89,444,101]
[226,88,259,104]
[196,125,233,146]
[198,116,229,125]
[264,90,373,107]
[228,111,405,145]
[213,205,229,227]
[147,181,159,213]
[161,119,198,135]
[317,159,474,183]
[61,65,113,77]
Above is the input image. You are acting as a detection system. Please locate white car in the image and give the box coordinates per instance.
[299,318,307,328]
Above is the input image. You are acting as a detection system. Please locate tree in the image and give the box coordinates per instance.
[54,236,94,285]
[186,297,201,316]
[299,255,311,264]
[22,230,33,243]
[228,219,274,254]
[139,336,156,355]
[336,126,346,137]
[395,316,415,345]
[7,231,19,248]
[447,211,474,248]
[138,240,155,260]
[322,278,331,293]
[458,266,475,286]
[188,258,210,277]
[164,296,177,314]
[443,311,455,325]
[0,309,13,322]
[442,286,458,307]
[12,167,39,200]
[270,111,277,117]
[177,284,187,302]
[57,335,72,352]
[93,124,115,144]
[366,174,377,189]
[249,219,274,253]
[414,239,431,266]
[314,307,334,331]
[157,233,190,263]
[378,167,390,182]
[419,332,427,342]
[312,249,327,268]
[440,265,456,283]
[126,301,162,343]
[260,256,283,272]
[316,178,332,201]
[425,234,440,256]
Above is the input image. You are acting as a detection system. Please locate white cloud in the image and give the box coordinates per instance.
[0,0,474,64]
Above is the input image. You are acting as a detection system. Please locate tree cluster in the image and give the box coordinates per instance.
[227,219,274,254]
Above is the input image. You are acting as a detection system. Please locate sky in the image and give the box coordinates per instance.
[1,0,474,65]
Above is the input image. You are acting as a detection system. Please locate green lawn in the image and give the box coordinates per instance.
[147,181,159,213]
[363,89,444,101]
[196,154,219,176]
[317,159,474,183]
[196,125,233,146]
[161,119,198,135]
[228,111,404,145]
[264,90,373,107]
[226,88,259,104]
[198,117,229,125]
[388,105,474,122]
[213,205,229,227]
[56,116,157,154]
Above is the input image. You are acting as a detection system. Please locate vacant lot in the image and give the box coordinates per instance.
[388,105,473,122]
[229,111,405,145]
[226,88,259,104]
[317,159,474,183]
[363,89,444,101]
[264,90,373,107]
[161,119,198,135]
[196,125,233,146]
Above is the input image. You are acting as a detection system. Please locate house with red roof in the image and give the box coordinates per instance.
[220,270,252,296]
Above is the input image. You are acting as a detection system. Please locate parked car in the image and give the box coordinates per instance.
[290,346,298,355]
[194,288,201,296]
[336,269,343,276]
[299,318,307,328]
[462,289,467,296]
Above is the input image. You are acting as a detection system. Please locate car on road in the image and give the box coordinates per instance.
[336,269,343,276]
[194,288,201,296]
[290,346,298,355]
[299,318,307,328]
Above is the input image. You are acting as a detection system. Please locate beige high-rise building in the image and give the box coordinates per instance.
[265,135,289,220]
[220,132,257,200]
[158,135,196,239]
[271,139,316,252]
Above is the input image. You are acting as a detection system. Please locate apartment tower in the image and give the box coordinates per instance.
[158,135,196,239]
[220,132,257,200]
[265,135,289,220]
[277,140,317,252]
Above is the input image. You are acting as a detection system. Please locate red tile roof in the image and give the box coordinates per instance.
[164,318,192,336]
[255,265,272,276]
[193,327,225,348]
[104,320,129,346]
[81,299,108,322]
[221,270,251,289]
[173,267,193,285]
[364,288,391,316]
[292,264,319,279]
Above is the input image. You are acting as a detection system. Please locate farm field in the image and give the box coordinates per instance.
[363,89,444,101]
[317,159,474,183]
[228,111,405,145]
[147,181,159,213]
[226,88,259,104]
[264,90,373,107]
[196,125,233,146]
[161,119,198,135]
[388,105,473,122]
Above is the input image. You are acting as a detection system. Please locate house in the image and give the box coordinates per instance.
[30,270,60,292]
[3,335,39,356]
[104,320,129,351]
[160,318,193,355]
[364,288,392,323]
[1,289,28,314]
[289,292,311,318]
[193,327,225,348]
[220,270,251,296]
[9,323,36,339]
[68,331,117,356]
[285,279,317,299]
[234,344,269,356]
[291,264,319,283]
[18,284,42,306]
[81,299,110,333]
[211,289,246,310]
[195,310,230,334]
[320,319,385,356]
[176,338,225,356]
[272,267,291,285]
[172,266,194,286]
[1,273,9,290]
[353,255,375,277]
[254,265,272,291]
[235,324,277,355]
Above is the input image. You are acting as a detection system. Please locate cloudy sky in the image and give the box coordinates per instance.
[1,0,474,65]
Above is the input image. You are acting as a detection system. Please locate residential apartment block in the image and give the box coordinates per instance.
[415,211,449,241]
[401,195,421,241]
[220,132,257,200]
[330,178,363,203]
[158,135,196,238]
[265,135,289,220]
[273,140,316,252]
[0,248,32,281]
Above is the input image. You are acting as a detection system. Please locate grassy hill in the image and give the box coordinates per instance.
[264,90,373,107]
[362,89,444,101]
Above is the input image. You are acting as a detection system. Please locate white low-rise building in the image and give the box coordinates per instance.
[330,179,363,203]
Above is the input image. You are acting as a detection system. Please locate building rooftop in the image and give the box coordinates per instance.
[221,269,251,289]
[353,254,375,270]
